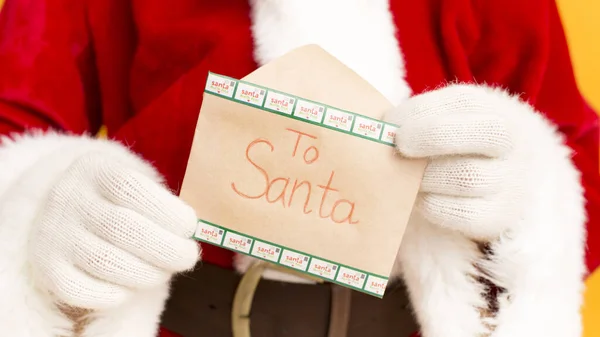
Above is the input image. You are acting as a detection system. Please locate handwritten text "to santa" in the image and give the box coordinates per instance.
[231,128,358,225]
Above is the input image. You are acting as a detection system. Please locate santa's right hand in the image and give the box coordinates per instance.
[29,152,200,310]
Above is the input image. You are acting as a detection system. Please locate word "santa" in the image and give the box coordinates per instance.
[231,128,359,225]
[258,246,276,255]
[201,228,219,238]
[241,89,259,98]
[212,81,231,90]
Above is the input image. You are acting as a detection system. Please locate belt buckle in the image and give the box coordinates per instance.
[231,261,352,337]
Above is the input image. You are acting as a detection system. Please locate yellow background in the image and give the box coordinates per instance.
[0,0,598,335]
[558,0,600,112]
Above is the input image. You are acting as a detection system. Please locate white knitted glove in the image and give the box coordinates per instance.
[30,152,199,310]
[388,84,528,240]
[388,85,586,337]
[0,133,200,337]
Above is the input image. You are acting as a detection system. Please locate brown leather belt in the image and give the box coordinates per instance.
[160,262,419,337]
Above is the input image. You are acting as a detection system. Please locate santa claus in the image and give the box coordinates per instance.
[0,0,597,336]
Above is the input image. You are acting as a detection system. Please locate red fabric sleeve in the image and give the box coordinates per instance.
[534,2,600,276]
[158,327,182,337]
[0,0,102,135]
[465,0,600,275]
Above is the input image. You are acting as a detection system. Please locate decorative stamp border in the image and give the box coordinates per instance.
[204,72,399,147]
[193,219,389,298]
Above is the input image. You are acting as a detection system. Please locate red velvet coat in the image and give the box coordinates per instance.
[0,0,598,336]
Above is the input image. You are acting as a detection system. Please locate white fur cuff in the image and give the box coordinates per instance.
[0,131,165,336]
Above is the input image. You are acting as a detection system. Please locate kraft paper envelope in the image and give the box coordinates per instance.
[180,45,426,297]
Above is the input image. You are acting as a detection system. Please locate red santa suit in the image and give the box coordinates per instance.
[0,0,597,336]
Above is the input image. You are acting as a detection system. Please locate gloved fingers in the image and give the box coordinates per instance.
[39,256,131,310]
[89,157,198,239]
[394,112,513,159]
[387,84,501,122]
[82,195,200,273]
[416,192,516,240]
[70,227,171,289]
[420,156,510,197]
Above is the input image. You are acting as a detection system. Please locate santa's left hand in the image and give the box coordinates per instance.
[386,84,579,240]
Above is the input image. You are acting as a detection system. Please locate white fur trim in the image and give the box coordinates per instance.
[393,86,587,337]
[248,0,411,106]
[0,132,167,336]
[82,284,170,337]
[238,0,412,282]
